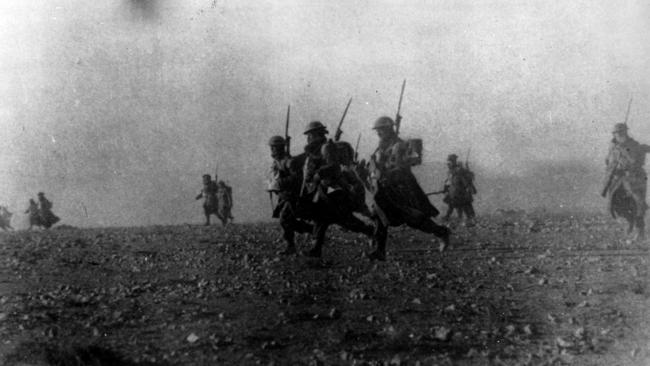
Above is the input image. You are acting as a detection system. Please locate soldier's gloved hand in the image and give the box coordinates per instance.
[395,114,402,124]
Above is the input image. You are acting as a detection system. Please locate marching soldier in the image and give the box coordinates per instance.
[196,174,219,225]
[442,153,477,225]
[367,116,450,261]
[25,199,41,230]
[268,135,313,254]
[37,192,60,229]
[300,121,374,258]
[0,206,13,231]
[602,123,650,240]
[216,180,234,226]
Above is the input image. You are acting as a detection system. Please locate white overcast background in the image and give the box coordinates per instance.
[1,0,649,227]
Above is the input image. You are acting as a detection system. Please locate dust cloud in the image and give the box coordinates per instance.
[1,1,649,228]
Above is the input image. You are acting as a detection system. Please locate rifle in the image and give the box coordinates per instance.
[354,133,361,162]
[465,148,471,170]
[426,190,446,196]
[394,79,406,136]
[600,96,634,197]
[285,104,291,156]
[334,98,352,142]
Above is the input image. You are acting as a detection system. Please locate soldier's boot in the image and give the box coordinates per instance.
[626,218,635,235]
[367,221,388,261]
[204,214,210,226]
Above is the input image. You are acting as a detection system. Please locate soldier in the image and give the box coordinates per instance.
[196,174,219,225]
[25,199,41,230]
[0,206,14,231]
[299,121,374,258]
[37,192,60,229]
[602,123,650,240]
[367,116,451,261]
[216,180,234,226]
[268,135,313,254]
[442,153,477,225]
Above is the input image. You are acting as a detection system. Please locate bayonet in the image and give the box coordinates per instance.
[285,104,291,156]
[334,98,352,142]
[354,133,361,162]
[395,79,406,136]
[624,96,633,127]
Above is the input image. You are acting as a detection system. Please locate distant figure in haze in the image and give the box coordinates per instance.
[25,199,41,230]
[0,206,14,231]
[37,192,60,229]
[216,180,233,226]
[195,174,219,225]
[442,153,477,226]
[602,123,650,241]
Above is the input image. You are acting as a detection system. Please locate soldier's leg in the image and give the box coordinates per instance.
[279,203,305,255]
[633,214,646,241]
[203,206,211,225]
[336,214,374,238]
[368,218,389,261]
[463,205,476,227]
[306,221,329,258]
[443,205,453,221]
[404,210,451,252]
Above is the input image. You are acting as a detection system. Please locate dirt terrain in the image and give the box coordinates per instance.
[0,212,648,365]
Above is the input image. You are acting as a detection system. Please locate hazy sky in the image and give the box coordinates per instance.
[1,0,649,227]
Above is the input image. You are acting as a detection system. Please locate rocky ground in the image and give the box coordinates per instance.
[0,212,648,365]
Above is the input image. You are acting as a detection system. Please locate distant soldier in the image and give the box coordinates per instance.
[268,135,313,254]
[216,180,234,226]
[25,199,41,230]
[442,153,477,225]
[0,206,14,231]
[196,174,219,225]
[37,192,60,229]
[602,123,650,240]
[299,121,374,258]
[367,116,450,261]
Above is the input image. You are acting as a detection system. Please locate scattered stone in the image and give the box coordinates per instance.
[433,326,452,342]
[556,337,574,348]
[187,333,199,343]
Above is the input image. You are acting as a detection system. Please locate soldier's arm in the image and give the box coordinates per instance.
[277,156,303,190]
[195,191,203,200]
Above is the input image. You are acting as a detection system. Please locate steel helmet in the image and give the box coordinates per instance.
[304,121,328,135]
[268,135,286,146]
[612,123,628,133]
[372,116,394,130]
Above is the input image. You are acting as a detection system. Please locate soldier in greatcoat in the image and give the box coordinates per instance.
[196,174,219,225]
[267,135,313,254]
[442,153,477,225]
[602,123,650,240]
[299,121,374,258]
[366,116,451,261]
